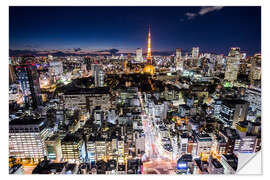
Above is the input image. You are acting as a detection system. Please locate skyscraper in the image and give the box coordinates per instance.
[135,48,143,62]
[48,54,53,61]
[192,47,199,59]
[218,99,249,128]
[175,48,183,71]
[9,64,16,84]
[91,64,104,87]
[16,64,42,109]
[176,48,182,59]
[225,47,241,82]
[249,53,261,84]
[49,61,63,77]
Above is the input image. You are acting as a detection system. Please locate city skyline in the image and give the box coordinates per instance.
[8,6,261,175]
[9,6,261,56]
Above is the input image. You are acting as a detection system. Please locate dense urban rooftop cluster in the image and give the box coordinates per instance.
[9,28,261,175]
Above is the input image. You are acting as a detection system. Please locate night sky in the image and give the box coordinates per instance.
[9,6,261,56]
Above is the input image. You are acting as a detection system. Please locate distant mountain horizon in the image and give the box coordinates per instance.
[9,48,235,57]
[9,49,178,57]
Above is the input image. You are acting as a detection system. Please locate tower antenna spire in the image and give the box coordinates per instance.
[147,25,151,63]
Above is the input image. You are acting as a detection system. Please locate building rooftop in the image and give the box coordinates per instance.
[63,86,110,95]
[222,154,238,171]
[46,134,59,142]
[62,133,82,144]
[220,127,240,139]
[195,133,212,142]
[32,160,67,174]
[222,99,248,108]
[9,116,45,126]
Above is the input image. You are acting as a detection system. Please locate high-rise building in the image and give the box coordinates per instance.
[49,61,63,77]
[249,53,261,83]
[135,48,143,62]
[48,54,53,61]
[175,48,184,71]
[243,88,261,122]
[83,57,92,71]
[91,64,104,87]
[127,53,132,61]
[241,53,247,59]
[176,48,182,59]
[15,65,42,109]
[9,64,16,84]
[192,47,199,59]
[9,117,49,159]
[225,47,241,82]
[218,99,249,128]
[216,54,225,65]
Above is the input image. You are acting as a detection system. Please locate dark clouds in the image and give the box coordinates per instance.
[73,48,82,52]
[97,49,119,55]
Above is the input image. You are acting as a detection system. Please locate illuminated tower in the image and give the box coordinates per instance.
[147,25,151,64]
[143,25,155,75]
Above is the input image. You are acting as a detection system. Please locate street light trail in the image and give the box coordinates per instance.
[137,91,176,174]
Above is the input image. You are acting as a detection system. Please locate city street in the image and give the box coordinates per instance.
[138,92,176,174]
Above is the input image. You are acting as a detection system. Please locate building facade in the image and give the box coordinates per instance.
[16,65,42,109]
[9,117,49,159]
[224,47,241,82]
